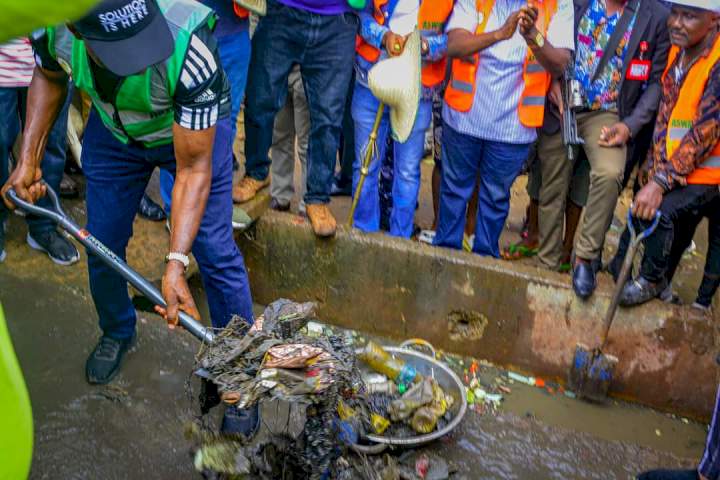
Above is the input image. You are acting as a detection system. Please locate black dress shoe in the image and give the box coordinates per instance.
[138,194,167,221]
[572,258,601,300]
[269,198,290,212]
[619,276,668,307]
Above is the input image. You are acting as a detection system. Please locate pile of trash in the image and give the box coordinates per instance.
[188,299,458,479]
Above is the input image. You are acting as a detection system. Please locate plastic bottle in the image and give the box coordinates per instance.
[358,341,421,386]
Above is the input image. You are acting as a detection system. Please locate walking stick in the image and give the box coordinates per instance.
[347,103,385,226]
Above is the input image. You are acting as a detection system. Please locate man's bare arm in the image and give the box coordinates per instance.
[1,66,68,208]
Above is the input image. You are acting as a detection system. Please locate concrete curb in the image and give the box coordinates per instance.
[237,210,717,420]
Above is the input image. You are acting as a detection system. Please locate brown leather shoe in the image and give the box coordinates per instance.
[306,204,337,238]
[232,176,269,203]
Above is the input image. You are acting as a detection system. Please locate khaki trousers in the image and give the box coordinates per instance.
[270,66,310,206]
[538,110,626,268]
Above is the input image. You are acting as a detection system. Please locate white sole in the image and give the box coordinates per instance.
[26,233,80,266]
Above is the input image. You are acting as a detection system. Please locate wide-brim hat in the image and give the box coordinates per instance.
[234,0,266,16]
[666,0,720,12]
[368,29,421,143]
[72,0,174,76]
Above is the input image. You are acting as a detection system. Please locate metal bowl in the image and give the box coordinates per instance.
[355,346,467,447]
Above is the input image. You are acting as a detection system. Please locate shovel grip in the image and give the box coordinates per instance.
[7,186,215,344]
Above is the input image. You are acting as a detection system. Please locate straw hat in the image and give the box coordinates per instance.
[665,0,720,12]
[368,29,421,143]
[234,0,266,15]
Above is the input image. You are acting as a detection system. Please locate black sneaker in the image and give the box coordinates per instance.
[85,334,136,385]
[220,403,260,439]
[138,194,167,222]
[27,230,80,266]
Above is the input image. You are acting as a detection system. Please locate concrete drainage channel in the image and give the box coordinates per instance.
[237,209,718,421]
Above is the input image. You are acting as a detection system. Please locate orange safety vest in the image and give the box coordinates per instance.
[662,35,720,185]
[355,0,455,88]
[444,0,557,128]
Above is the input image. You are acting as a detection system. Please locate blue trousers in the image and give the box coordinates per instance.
[243,0,357,204]
[434,124,530,257]
[82,112,253,340]
[351,82,432,237]
[160,24,251,211]
[0,87,69,234]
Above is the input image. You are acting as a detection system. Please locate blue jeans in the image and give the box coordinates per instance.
[351,82,431,237]
[0,87,70,234]
[160,23,251,211]
[243,0,358,204]
[434,124,530,257]
[82,112,253,340]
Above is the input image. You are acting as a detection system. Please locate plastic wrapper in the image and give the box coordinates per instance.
[263,344,326,368]
[387,378,435,421]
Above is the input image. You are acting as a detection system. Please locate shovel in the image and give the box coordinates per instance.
[6,185,215,345]
[568,207,661,402]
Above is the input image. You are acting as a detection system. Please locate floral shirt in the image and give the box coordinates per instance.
[575,0,637,111]
[642,30,720,190]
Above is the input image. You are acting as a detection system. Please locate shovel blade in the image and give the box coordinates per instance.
[568,344,618,402]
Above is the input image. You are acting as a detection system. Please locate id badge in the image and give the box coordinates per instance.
[626,59,651,81]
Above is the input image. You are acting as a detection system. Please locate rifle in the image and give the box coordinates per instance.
[560,62,585,161]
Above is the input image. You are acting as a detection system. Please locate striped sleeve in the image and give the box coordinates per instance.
[174,27,229,130]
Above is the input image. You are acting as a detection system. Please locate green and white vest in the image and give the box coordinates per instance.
[47,0,215,147]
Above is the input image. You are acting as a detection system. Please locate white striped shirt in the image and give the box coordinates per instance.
[442,0,575,144]
[0,38,35,88]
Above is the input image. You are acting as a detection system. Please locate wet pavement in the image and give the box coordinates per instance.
[0,203,706,479]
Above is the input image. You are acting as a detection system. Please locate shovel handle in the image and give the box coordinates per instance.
[6,186,215,344]
[599,208,662,346]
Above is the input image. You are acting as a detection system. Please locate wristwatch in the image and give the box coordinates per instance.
[533,31,545,48]
[165,252,190,270]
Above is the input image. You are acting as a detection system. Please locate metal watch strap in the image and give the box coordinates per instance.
[166,252,190,270]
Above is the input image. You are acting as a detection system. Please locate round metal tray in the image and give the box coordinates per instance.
[356,346,467,447]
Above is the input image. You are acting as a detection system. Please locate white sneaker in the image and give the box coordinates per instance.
[418,230,436,245]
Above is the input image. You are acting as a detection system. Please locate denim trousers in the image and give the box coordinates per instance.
[160,23,251,211]
[0,87,70,234]
[351,82,432,237]
[434,124,530,257]
[82,112,253,340]
[243,0,357,204]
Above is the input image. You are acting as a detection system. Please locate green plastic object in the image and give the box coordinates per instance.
[2,0,98,44]
[0,304,33,480]
[347,0,367,9]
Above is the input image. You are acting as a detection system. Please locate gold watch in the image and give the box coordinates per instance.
[533,31,545,48]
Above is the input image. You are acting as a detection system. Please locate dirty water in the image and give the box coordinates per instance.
[0,268,704,480]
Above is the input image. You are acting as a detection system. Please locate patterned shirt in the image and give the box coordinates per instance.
[643,30,720,190]
[575,0,637,111]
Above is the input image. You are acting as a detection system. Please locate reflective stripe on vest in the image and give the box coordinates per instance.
[355,0,454,88]
[662,35,720,185]
[444,0,557,128]
[49,0,214,148]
